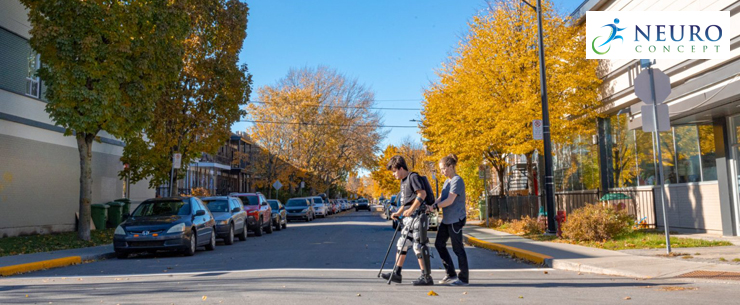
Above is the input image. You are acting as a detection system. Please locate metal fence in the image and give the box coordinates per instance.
[486,187,656,227]
[487,195,540,220]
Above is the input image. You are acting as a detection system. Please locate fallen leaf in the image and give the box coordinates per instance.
[202,296,207,301]
[357,294,361,297]
[519,296,524,299]
[428,291,438,296]
[462,292,468,295]
[543,271,548,274]
[25,295,28,298]
[624,297,631,300]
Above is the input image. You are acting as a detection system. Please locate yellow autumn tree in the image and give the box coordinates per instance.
[248,66,384,197]
[422,0,602,195]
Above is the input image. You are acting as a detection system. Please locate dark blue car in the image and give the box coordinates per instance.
[114,197,217,258]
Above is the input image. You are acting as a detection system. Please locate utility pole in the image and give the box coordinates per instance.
[522,0,556,234]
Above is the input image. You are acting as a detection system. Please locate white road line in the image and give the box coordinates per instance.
[22,268,555,280]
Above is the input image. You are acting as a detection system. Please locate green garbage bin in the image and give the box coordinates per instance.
[478,199,487,221]
[107,202,125,228]
[114,198,131,217]
[90,204,108,230]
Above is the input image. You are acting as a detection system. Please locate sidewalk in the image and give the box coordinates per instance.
[463,221,740,281]
[0,244,114,276]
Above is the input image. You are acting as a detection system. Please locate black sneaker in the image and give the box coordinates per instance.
[381,272,402,283]
[412,275,434,286]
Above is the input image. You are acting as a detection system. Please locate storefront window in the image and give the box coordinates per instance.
[659,130,677,184]
[698,124,717,181]
[610,115,638,187]
[635,129,656,186]
[674,125,702,183]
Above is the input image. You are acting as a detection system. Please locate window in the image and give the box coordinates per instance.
[26,52,40,98]
[698,124,717,181]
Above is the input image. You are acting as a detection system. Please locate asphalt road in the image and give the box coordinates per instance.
[1,206,738,304]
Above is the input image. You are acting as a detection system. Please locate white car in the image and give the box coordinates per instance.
[311,197,328,218]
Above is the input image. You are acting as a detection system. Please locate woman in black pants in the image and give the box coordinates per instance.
[432,154,469,285]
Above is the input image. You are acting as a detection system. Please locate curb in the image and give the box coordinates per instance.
[0,251,116,277]
[463,234,553,266]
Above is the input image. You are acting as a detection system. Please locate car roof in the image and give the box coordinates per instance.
[230,193,259,196]
[200,196,234,200]
[144,196,189,202]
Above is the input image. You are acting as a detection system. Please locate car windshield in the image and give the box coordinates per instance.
[133,200,191,217]
[286,199,308,207]
[312,198,323,205]
[203,199,229,213]
[237,195,259,206]
[267,200,279,210]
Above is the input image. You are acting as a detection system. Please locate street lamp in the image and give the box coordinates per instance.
[521,0,556,234]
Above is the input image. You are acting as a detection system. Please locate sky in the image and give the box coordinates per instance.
[232,0,587,151]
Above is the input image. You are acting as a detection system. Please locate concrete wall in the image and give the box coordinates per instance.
[0,130,153,237]
[655,182,723,234]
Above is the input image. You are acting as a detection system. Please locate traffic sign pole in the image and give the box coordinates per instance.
[647,66,672,254]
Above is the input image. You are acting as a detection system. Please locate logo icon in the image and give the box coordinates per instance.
[592,18,625,55]
[142,231,150,236]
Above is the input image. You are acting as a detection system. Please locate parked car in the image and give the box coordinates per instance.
[201,196,248,245]
[388,195,401,229]
[114,197,216,258]
[311,196,329,217]
[428,207,441,231]
[341,199,350,211]
[355,198,370,211]
[267,199,288,231]
[230,193,273,236]
[384,195,397,219]
[285,197,314,222]
[330,199,340,214]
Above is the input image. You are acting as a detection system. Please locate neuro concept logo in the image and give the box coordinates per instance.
[585,11,730,60]
[591,18,625,55]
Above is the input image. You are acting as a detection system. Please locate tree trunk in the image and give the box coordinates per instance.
[170,168,179,197]
[77,133,95,241]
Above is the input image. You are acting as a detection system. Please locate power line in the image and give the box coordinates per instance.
[245,101,421,111]
[240,120,419,129]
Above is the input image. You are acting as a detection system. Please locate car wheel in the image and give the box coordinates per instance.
[184,230,196,256]
[205,230,216,251]
[225,224,235,245]
[238,223,248,241]
[255,219,264,236]
[115,251,128,259]
[275,217,282,231]
[265,217,274,234]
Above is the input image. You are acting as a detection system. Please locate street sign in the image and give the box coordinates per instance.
[172,153,182,169]
[634,69,671,104]
[273,180,283,190]
[532,119,543,140]
[641,104,671,132]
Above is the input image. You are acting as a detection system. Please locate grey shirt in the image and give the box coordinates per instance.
[439,175,466,224]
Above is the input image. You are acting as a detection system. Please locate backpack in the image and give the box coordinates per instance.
[410,172,435,206]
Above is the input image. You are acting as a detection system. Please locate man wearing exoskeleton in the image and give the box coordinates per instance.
[381,155,434,286]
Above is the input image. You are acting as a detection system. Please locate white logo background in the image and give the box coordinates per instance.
[586,11,730,59]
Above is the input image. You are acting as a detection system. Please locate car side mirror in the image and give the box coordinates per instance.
[195,210,206,216]
[231,207,241,213]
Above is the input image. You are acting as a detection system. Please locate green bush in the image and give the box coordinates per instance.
[561,204,633,242]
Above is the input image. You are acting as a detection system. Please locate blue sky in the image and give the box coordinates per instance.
[233,0,586,151]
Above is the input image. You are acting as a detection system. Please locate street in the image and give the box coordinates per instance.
[1,207,738,304]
